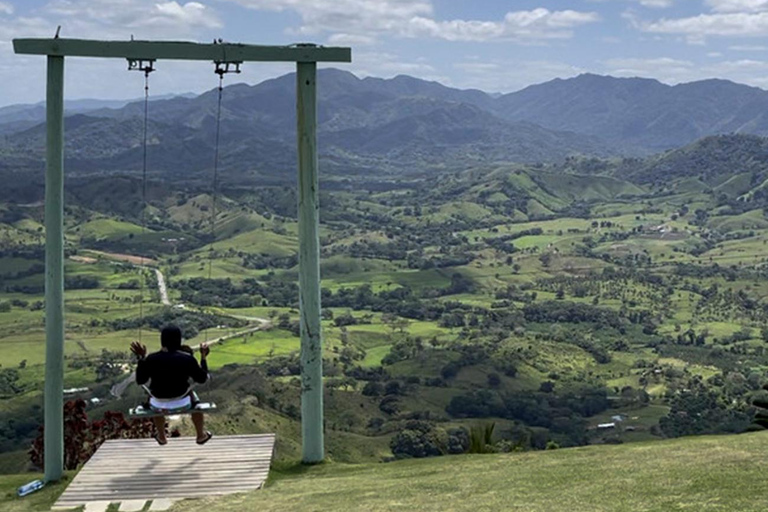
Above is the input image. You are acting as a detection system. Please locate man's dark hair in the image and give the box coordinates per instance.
[161,325,183,351]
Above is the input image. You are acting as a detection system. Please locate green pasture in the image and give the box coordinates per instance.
[159,432,768,512]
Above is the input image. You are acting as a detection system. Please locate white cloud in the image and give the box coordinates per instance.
[638,0,768,41]
[453,58,585,92]
[706,0,768,12]
[150,2,221,29]
[730,44,768,50]
[39,0,222,38]
[586,0,674,7]
[645,12,768,38]
[0,2,13,15]
[639,0,674,8]
[603,55,768,87]
[604,57,695,82]
[224,1,599,43]
[0,1,226,106]
[347,50,444,80]
[327,33,376,46]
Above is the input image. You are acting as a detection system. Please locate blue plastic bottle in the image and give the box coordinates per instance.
[17,479,45,497]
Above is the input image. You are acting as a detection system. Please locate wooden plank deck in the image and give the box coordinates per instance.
[53,434,275,510]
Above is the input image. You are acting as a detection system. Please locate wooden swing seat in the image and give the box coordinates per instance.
[129,401,216,418]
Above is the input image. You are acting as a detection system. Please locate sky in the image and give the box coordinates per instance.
[3,0,768,105]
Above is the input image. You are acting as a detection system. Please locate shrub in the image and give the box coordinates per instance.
[468,423,495,454]
[29,399,154,471]
[384,380,403,396]
[390,421,468,459]
[379,396,399,415]
[441,361,461,380]
[362,381,383,397]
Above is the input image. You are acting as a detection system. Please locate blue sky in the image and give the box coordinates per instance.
[2,0,768,105]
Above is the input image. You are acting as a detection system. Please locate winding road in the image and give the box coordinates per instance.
[109,268,271,398]
[155,268,170,306]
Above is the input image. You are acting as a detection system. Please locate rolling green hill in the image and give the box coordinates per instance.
[4,432,767,512]
[177,431,768,512]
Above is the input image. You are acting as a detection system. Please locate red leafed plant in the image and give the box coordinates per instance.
[29,399,160,471]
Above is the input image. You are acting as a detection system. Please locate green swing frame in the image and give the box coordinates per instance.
[13,37,351,481]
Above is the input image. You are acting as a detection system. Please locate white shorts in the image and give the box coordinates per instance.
[149,395,192,410]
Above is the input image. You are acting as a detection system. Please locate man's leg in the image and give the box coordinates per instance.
[153,416,167,443]
[191,412,206,442]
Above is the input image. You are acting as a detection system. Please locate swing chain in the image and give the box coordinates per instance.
[204,62,229,344]
[131,58,155,343]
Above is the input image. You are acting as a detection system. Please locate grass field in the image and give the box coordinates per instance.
[163,431,768,512]
[3,432,767,512]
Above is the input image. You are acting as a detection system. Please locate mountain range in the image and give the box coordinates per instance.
[4,70,768,178]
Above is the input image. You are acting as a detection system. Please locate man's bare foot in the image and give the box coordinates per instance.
[154,432,168,446]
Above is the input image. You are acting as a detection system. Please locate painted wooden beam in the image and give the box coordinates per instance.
[13,39,351,63]
[44,54,65,483]
[296,61,324,463]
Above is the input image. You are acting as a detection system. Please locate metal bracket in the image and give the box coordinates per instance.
[214,61,242,77]
[127,58,155,75]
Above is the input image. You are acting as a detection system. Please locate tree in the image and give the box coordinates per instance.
[384,380,403,396]
[487,373,501,388]
[539,381,555,393]
[379,396,399,415]
[390,421,468,459]
[362,381,383,397]
[659,383,751,438]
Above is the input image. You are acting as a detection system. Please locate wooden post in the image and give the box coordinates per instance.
[44,55,65,482]
[296,60,324,463]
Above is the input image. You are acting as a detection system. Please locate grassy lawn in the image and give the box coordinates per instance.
[5,432,767,512]
[0,472,77,512]
[164,432,768,512]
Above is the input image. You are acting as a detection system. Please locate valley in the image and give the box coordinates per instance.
[3,127,768,475]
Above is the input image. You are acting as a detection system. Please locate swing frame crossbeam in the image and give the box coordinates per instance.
[13,37,350,482]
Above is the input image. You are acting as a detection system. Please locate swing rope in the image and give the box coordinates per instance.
[138,65,153,344]
[205,70,225,344]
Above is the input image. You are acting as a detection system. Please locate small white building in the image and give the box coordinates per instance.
[597,422,616,429]
[63,387,89,395]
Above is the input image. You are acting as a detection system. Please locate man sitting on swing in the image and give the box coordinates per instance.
[130,325,213,446]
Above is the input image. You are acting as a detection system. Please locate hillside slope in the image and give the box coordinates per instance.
[169,432,768,512]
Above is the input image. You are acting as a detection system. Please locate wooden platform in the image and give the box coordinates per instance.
[52,434,275,510]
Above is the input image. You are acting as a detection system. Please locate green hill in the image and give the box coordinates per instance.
[173,431,768,512]
[5,432,767,512]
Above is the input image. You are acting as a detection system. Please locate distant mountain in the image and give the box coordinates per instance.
[0,94,196,135]
[7,70,768,178]
[495,74,768,153]
[0,69,610,178]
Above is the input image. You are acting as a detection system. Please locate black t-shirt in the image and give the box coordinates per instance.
[136,350,209,399]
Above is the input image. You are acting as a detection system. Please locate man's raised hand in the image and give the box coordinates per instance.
[200,343,210,359]
[130,341,147,359]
